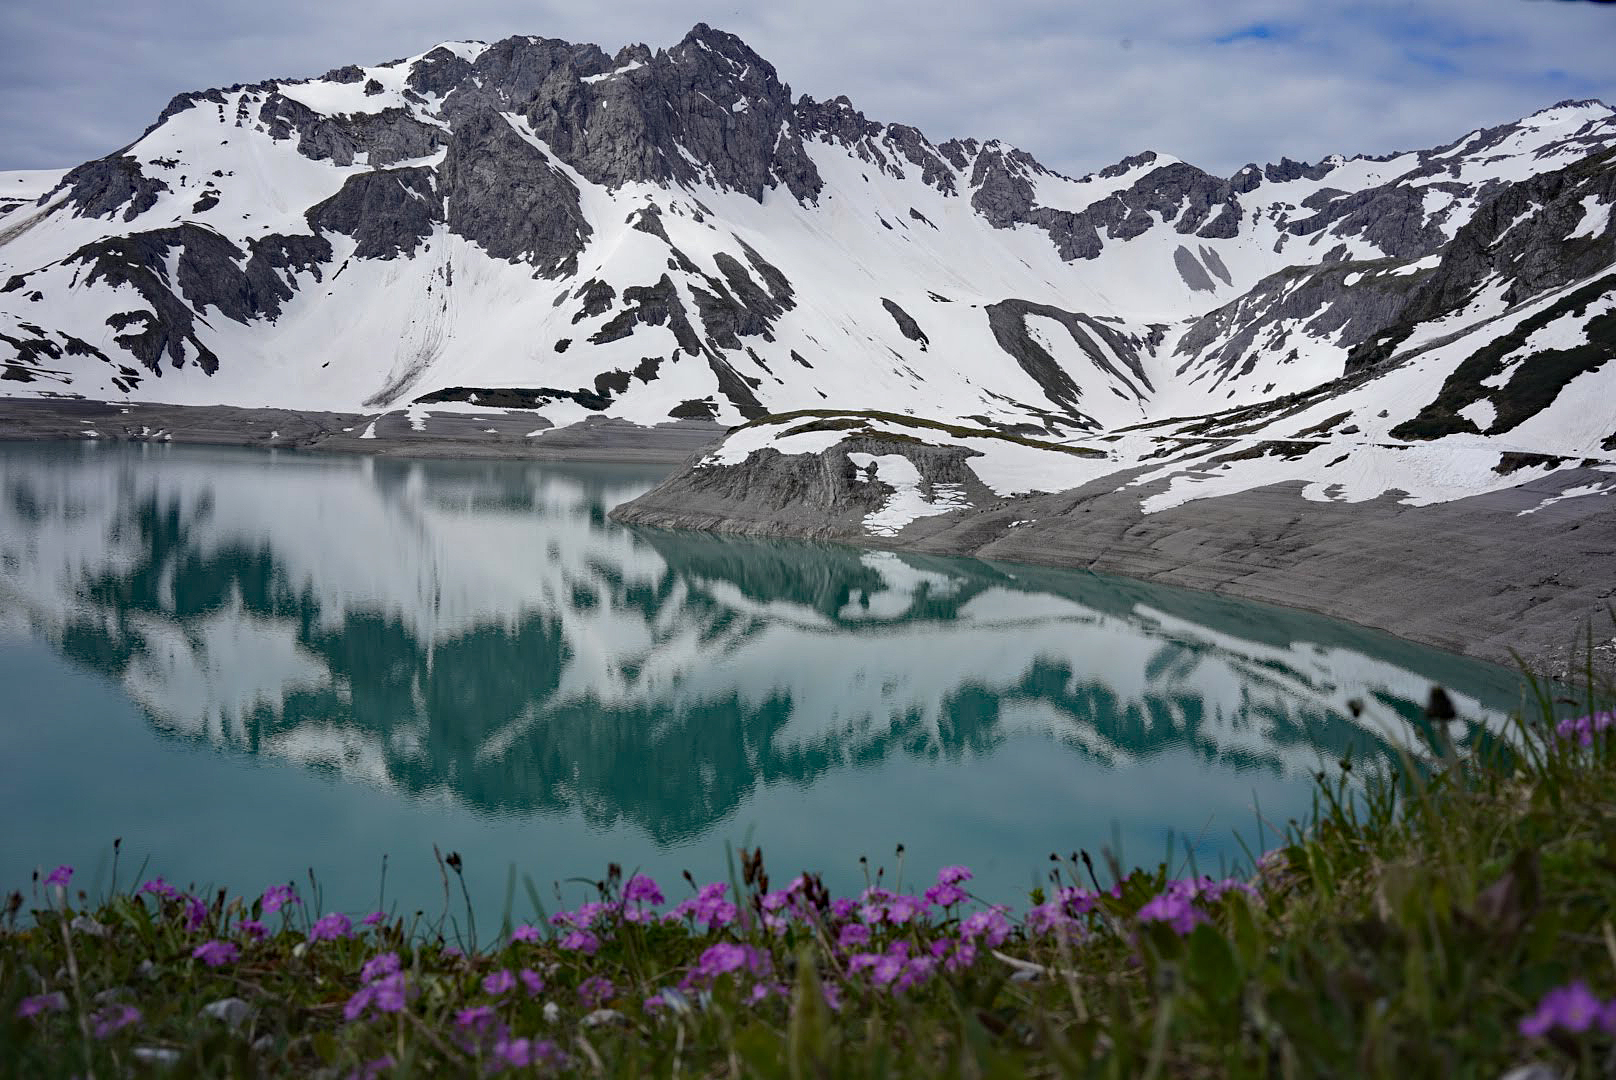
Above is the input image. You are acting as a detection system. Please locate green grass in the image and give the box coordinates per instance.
[4,668,1615,1077]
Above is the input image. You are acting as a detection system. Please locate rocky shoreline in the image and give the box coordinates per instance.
[611,439,1616,681]
[0,398,726,463]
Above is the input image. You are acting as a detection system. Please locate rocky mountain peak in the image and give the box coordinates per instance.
[1,27,1612,460]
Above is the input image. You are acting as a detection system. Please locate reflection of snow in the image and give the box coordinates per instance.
[0,444,1517,804]
[838,552,961,620]
[122,599,331,745]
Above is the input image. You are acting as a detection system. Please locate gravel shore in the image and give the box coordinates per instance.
[613,450,1616,681]
[0,399,726,463]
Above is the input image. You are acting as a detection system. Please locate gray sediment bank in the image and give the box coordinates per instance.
[7,397,1610,680]
[0,399,726,464]
[612,446,1616,681]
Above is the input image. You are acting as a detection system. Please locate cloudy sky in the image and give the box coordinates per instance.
[2,0,1612,176]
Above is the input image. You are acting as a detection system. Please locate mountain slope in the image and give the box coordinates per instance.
[2,24,1612,457]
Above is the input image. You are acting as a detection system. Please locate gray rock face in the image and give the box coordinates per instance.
[1264,156,1336,184]
[1178,144,1616,403]
[1284,185,1449,261]
[432,27,824,204]
[306,167,441,260]
[881,299,928,347]
[691,251,791,349]
[1391,271,1615,440]
[965,149,1246,261]
[613,432,986,539]
[438,107,591,275]
[968,148,1036,228]
[54,157,170,222]
[985,299,1155,423]
[1347,146,1616,375]
[1406,146,1616,321]
[407,47,476,96]
[1176,258,1428,388]
[590,275,702,355]
[59,225,330,375]
[258,95,441,167]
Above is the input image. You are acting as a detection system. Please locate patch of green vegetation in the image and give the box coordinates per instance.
[5,663,1616,1076]
[746,409,1108,458]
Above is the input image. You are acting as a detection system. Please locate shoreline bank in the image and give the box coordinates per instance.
[6,397,1610,681]
[612,451,1616,682]
[0,398,726,464]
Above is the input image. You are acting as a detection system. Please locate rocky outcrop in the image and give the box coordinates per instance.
[612,436,1616,680]
[984,299,1155,422]
[438,108,591,275]
[53,157,170,222]
[965,147,1246,261]
[880,299,928,347]
[306,167,441,260]
[614,432,986,539]
[61,225,331,373]
[258,94,442,167]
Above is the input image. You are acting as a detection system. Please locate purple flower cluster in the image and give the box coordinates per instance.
[90,1004,141,1039]
[346,952,408,1022]
[558,929,600,955]
[361,952,401,982]
[688,943,772,982]
[925,865,973,907]
[192,940,239,967]
[260,883,300,915]
[666,882,739,931]
[140,877,179,901]
[44,865,73,888]
[859,887,931,927]
[1137,876,1260,937]
[577,975,616,1008]
[961,907,1013,947]
[16,992,67,1019]
[1026,886,1100,939]
[309,912,352,942]
[1556,710,1615,747]
[1519,981,1616,1037]
[1137,891,1204,935]
[848,941,939,993]
[624,873,664,907]
[491,1036,564,1069]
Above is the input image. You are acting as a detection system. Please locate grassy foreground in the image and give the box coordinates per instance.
[4,681,1616,1077]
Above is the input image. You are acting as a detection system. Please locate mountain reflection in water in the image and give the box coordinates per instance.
[0,442,1524,911]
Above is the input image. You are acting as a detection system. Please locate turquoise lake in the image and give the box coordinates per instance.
[0,441,1527,924]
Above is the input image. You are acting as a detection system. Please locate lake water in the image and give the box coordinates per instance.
[0,441,1526,925]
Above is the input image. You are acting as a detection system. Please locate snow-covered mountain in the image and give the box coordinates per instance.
[2,23,1612,452]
